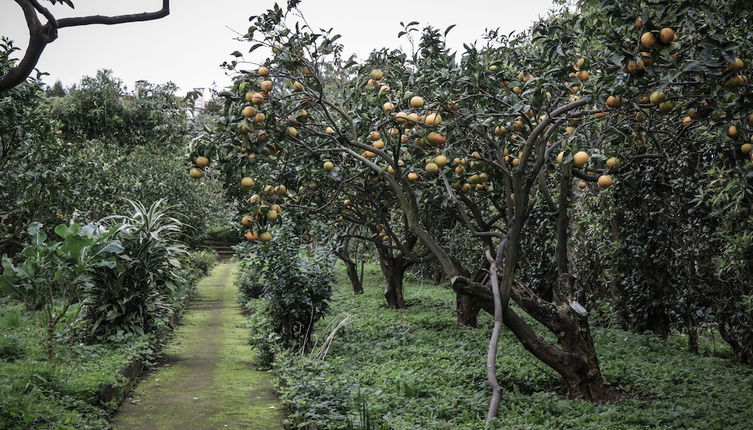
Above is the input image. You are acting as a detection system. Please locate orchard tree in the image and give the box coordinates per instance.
[194,0,753,421]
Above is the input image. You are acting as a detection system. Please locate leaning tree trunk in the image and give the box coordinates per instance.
[456,293,481,327]
[379,255,408,309]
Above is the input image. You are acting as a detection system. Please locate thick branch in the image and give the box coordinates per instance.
[57,0,170,28]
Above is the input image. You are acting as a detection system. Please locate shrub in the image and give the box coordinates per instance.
[237,226,333,354]
[83,199,188,338]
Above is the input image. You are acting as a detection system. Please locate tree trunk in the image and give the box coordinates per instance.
[380,256,407,309]
[344,259,363,294]
[456,292,481,328]
[502,304,610,400]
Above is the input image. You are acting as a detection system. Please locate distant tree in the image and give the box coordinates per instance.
[0,0,170,92]
[45,79,65,96]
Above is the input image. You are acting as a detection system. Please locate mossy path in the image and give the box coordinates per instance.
[113,262,282,430]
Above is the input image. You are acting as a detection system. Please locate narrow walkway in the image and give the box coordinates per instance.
[113,262,282,430]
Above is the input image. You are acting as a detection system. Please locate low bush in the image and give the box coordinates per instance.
[237,226,333,363]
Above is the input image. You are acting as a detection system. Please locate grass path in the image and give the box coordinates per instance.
[112,262,282,430]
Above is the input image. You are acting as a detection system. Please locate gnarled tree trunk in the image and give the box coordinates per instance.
[379,255,408,309]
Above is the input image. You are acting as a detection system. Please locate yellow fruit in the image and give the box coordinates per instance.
[682,116,693,126]
[266,209,278,220]
[407,113,421,125]
[242,106,256,117]
[407,172,419,181]
[388,127,400,136]
[512,86,522,94]
[427,132,446,146]
[260,80,273,92]
[565,126,576,136]
[659,101,675,112]
[259,231,272,242]
[189,168,203,179]
[323,161,335,171]
[494,126,507,136]
[325,126,335,134]
[257,66,270,76]
[250,92,265,104]
[640,32,656,49]
[512,158,521,167]
[366,79,379,88]
[606,95,621,108]
[606,157,620,169]
[740,143,752,153]
[727,125,739,138]
[410,96,425,108]
[634,17,644,29]
[577,70,590,81]
[488,65,499,72]
[387,166,396,174]
[726,58,745,71]
[195,156,209,167]
[293,81,304,90]
[425,112,442,126]
[659,28,675,44]
[286,127,297,137]
[454,166,464,174]
[383,102,395,111]
[462,183,472,192]
[573,151,590,167]
[370,69,384,80]
[254,112,266,123]
[245,231,258,241]
[395,112,408,124]
[424,162,439,174]
[578,181,587,189]
[556,152,564,163]
[373,139,385,150]
[649,91,666,105]
[241,177,254,187]
[434,155,449,167]
[369,131,381,141]
[597,175,613,188]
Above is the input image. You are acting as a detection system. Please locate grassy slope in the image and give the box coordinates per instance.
[273,263,753,430]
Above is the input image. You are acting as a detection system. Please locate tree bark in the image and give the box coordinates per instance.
[456,292,481,327]
[344,259,363,294]
[379,255,407,309]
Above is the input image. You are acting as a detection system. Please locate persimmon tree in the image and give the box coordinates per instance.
[193,0,753,420]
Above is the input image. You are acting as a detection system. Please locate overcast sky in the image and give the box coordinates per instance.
[1,1,556,94]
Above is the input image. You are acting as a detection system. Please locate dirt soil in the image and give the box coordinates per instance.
[112,262,283,430]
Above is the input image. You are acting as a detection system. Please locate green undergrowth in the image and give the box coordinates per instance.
[269,263,753,430]
[0,250,218,430]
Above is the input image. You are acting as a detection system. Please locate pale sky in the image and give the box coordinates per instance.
[0,1,556,94]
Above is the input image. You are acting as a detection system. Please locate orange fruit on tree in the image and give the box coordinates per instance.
[257,66,270,76]
[640,32,656,49]
[259,231,272,242]
[195,156,209,167]
[241,177,255,187]
[606,157,620,169]
[573,151,590,167]
[250,92,265,104]
[410,96,425,108]
[606,95,621,108]
[407,172,419,181]
[323,161,335,171]
[659,28,675,44]
[370,69,384,80]
[325,126,335,134]
[189,168,203,179]
[597,175,613,188]
[242,106,256,117]
[260,80,273,91]
[425,112,442,126]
